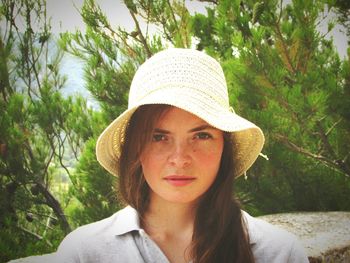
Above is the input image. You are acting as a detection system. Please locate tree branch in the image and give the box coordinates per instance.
[127,7,152,58]
[326,118,342,136]
[166,0,179,32]
[17,225,53,247]
[273,21,296,74]
[277,0,283,24]
[36,182,72,234]
[275,134,350,178]
[198,0,218,4]
[18,225,43,240]
[315,120,337,160]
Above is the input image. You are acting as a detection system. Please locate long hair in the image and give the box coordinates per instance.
[119,104,255,263]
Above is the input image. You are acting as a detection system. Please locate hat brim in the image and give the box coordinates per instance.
[96,87,264,178]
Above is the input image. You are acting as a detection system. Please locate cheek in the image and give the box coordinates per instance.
[199,150,222,167]
[139,149,164,174]
[193,141,224,166]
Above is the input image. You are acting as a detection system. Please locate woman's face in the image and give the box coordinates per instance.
[140,107,224,205]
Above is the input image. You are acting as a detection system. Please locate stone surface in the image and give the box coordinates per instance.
[259,211,350,262]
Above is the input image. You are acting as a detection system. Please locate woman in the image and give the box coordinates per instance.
[56,48,308,263]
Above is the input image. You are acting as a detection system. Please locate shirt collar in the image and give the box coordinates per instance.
[242,210,261,245]
[113,206,261,245]
[113,206,142,236]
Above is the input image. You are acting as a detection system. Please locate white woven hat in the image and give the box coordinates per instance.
[96,48,264,177]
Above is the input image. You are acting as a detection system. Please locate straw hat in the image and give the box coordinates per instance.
[96,48,264,177]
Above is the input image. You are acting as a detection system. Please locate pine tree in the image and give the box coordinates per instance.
[0,0,95,260]
[191,0,350,213]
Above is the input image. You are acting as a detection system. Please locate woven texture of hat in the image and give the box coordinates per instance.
[129,48,228,108]
[128,49,247,131]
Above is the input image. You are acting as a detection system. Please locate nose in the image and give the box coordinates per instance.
[167,140,192,168]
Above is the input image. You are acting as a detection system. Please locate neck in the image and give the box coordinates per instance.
[141,195,197,263]
[141,194,197,237]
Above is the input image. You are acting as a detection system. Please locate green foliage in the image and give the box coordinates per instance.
[0,0,96,260]
[67,138,120,227]
[191,0,350,214]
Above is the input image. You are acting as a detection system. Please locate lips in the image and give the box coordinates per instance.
[164,175,196,186]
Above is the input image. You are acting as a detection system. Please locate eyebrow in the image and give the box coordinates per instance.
[189,124,215,132]
[154,124,215,134]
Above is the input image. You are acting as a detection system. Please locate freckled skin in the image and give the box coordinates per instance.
[140,107,224,205]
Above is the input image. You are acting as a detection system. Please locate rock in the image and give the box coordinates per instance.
[258,211,350,262]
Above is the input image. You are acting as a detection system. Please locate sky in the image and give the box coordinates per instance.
[47,0,134,33]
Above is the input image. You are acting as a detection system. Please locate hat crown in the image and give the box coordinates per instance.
[128,48,229,109]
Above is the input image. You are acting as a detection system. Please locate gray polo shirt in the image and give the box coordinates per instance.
[53,206,308,263]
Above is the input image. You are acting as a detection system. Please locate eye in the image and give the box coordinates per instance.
[194,132,213,140]
[152,133,167,142]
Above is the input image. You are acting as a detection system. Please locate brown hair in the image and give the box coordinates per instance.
[119,104,255,263]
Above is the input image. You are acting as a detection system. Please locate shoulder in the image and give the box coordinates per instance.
[60,206,138,242]
[55,206,141,262]
[60,209,120,243]
[242,211,309,263]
